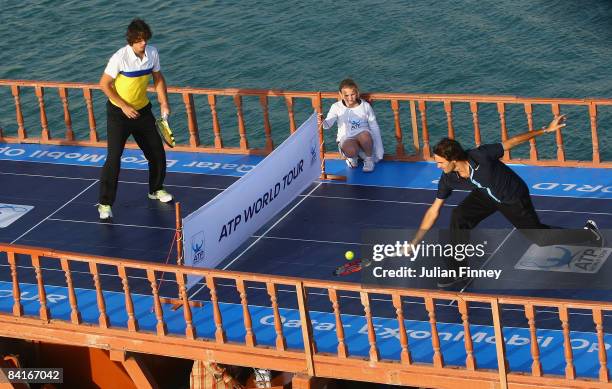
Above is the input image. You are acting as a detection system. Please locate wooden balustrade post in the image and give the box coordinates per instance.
[391,294,411,365]
[444,100,455,139]
[117,265,138,331]
[523,103,538,161]
[205,275,226,343]
[31,255,50,322]
[558,305,575,379]
[11,85,26,140]
[266,282,287,351]
[491,299,508,389]
[82,88,98,143]
[424,297,443,367]
[409,100,420,155]
[236,278,256,346]
[524,304,542,376]
[418,101,430,158]
[88,262,109,329]
[61,258,82,325]
[497,102,510,161]
[360,291,380,362]
[207,94,223,149]
[233,94,248,150]
[296,282,316,376]
[328,289,348,358]
[35,86,50,141]
[458,299,476,370]
[182,92,200,148]
[470,101,481,147]
[175,202,183,266]
[589,102,601,164]
[593,308,609,382]
[390,100,405,156]
[146,269,167,336]
[58,87,74,141]
[177,271,196,339]
[260,95,274,151]
[313,93,328,180]
[551,104,565,162]
[7,252,23,317]
[285,96,296,134]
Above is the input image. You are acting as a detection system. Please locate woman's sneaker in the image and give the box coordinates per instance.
[345,157,358,168]
[97,204,112,220]
[148,189,173,203]
[584,220,605,247]
[362,157,375,172]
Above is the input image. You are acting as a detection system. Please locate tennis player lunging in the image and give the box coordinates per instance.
[410,115,604,287]
[97,18,172,220]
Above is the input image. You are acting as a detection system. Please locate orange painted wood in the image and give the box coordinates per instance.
[424,297,443,368]
[443,100,454,139]
[233,94,248,150]
[35,86,50,141]
[593,308,609,382]
[470,101,481,147]
[60,258,82,325]
[314,93,328,179]
[390,99,405,155]
[175,202,183,266]
[491,299,508,389]
[551,104,565,162]
[10,85,26,140]
[266,282,287,351]
[260,95,274,151]
[146,269,167,336]
[205,275,227,343]
[418,101,430,158]
[360,291,380,362]
[117,265,137,331]
[558,305,576,380]
[176,272,196,339]
[182,92,200,147]
[285,96,296,134]
[88,262,109,328]
[7,252,23,317]
[82,88,98,142]
[391,294,411,365]
[207,94,223,148]
[58,87,74,141]
[409,100,420,154]
[296,282,316,376]
[236,278,256,347]
[589,103,601,164]
[497,102,510,161]
[524,304,542,376]
[458,299,476,370]
[523,103,538,161]
[31,255,50,322]
[328,288,348,358]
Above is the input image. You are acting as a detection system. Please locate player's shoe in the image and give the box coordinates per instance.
[362,157,375,172]
[97,204,112,220]
[345,157,358,168]
[148,189,173,203]
[584,220,605,247]
[253,368,271,388]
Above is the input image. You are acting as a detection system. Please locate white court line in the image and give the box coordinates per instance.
[11,180,99,244]
[250,235,372,246]
[47,218,175,231]
[0,171,97,181]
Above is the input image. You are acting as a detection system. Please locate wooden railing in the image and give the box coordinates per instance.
[0,79,610,168]
[1,243,611,388]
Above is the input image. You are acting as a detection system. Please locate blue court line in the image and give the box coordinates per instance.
[0,143,609,198]
[0,280,609,378]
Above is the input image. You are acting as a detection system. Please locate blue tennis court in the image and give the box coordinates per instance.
[0,145,611,377]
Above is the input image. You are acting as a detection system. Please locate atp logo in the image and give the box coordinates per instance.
[191,231,205,264]
[515,245,611,273]
[350,120,361,130]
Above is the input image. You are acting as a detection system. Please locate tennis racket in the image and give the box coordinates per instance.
[333,258,373,276]
[155,114,176,148]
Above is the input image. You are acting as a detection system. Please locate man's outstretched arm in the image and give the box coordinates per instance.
[502,115,566,151]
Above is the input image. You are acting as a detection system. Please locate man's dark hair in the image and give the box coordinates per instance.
[126,18,152,45]
[433,138,468,161]
[339,78,359,92]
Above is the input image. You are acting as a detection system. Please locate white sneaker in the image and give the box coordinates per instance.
[362,157,375,172]
[345,157,358,168]
[148,189,173,203]
[253,368,271,388]
[97,204,112,220]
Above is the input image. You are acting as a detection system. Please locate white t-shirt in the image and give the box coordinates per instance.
[322,100,384,161]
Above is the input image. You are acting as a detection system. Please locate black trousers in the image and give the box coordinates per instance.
[99,102,166,206]
[447,189,595,269]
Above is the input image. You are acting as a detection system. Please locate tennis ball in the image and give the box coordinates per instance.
[345,250,355,260]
